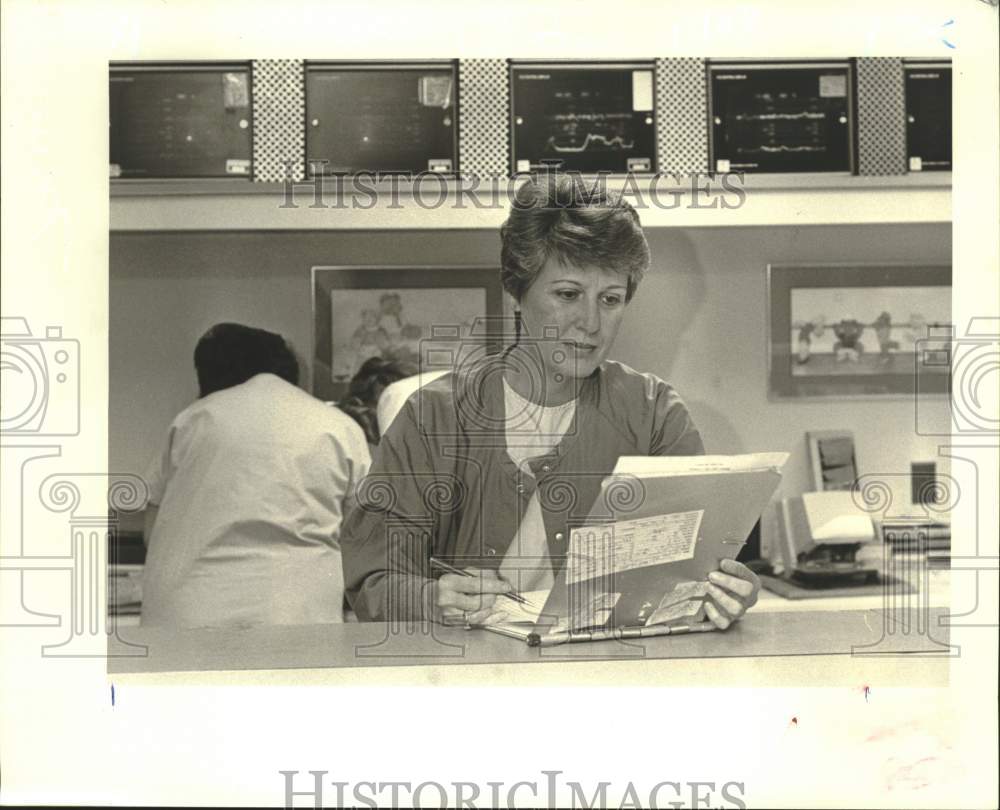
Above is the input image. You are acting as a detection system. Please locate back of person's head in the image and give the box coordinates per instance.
[339,356,418,445]
[194,322,299,398]
[500,172,650,304]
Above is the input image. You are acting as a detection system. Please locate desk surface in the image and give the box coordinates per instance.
[108,607,952,675]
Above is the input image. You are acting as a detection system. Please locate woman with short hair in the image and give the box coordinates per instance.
[342,174,759,629]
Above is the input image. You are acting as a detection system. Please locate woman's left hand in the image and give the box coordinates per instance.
[704,558,760,630]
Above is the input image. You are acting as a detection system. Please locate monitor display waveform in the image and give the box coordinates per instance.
[512,65,656,173]
[711,66,852,173]
[758,144,827,153]
[734,111,826,121]
[546,132,637,153]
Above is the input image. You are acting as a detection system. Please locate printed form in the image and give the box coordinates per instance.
[566,510,704,584]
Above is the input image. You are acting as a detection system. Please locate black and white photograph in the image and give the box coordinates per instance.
[1,1,998,808]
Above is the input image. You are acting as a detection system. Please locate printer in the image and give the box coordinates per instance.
[775,491,880,585]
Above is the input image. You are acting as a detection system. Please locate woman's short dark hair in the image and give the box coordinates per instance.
[194,322,299,398]
[339,356,418,444]
[500,173,650,303]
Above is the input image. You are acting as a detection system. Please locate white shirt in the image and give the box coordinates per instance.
[141,374,370,629]
[376,370,450,437]
[499,378,576,593]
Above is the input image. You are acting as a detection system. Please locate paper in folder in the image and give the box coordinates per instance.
[479,452,789,646]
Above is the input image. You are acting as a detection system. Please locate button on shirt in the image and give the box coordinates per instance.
[342,356,705,622]
[142,374,370,629]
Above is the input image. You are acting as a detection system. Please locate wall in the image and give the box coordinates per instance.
[110,224,951,541]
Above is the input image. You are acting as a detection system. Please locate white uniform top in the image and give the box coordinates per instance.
[376,369,450,437]
[141,373,370,629]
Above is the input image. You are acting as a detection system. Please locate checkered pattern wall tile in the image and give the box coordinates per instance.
[458,59,509,178]
[251,59,306,182]
[857,57,907,176]
[656,58,709,174]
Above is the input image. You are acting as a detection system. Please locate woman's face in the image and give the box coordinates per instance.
[515,256,630,384]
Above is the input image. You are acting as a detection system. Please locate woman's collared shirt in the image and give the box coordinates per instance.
[342,357,704,622]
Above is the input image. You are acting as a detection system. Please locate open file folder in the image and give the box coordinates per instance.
[478,452,789,646]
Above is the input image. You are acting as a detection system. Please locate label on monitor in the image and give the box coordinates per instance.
[223,72,250,109]
[632,70,654,111]
[226,159,251,175]
[819,74,847,98]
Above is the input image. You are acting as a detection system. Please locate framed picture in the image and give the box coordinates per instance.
[767,264,951,398]
[311,265,504,401]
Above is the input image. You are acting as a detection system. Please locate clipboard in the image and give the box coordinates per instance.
[479,452,789,646]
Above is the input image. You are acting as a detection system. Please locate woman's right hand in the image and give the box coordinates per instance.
[432,568,512,626]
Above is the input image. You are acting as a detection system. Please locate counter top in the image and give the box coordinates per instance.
[108,606,952,676]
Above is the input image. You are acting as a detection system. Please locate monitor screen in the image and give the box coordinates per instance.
[110,64,252,179]
[511,63,656,174]
[710,63,853,174]
[305,64,457,175]
[905,64,952,172]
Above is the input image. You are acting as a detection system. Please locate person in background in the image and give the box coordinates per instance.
[374,368,451,440]
[141,322,370,629]
[338,356,418,451]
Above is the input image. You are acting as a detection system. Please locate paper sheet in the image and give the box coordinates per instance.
[568,590,620,630]
[657,580,709,607]
[646,598,703,626]
[484,589,550,625]
[645,580,708,626]
[419,75,453,108]
[567,510,703,584]
[632,70,654,111]
[610,452,789,478]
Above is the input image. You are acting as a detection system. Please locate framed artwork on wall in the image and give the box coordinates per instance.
[767,263,951,398]
[311,265,504,402]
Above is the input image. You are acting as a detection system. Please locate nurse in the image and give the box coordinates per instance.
[342,174,759,630]
[141,323,370,629]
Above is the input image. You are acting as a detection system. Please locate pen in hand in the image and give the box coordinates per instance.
[428,557,534,607]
